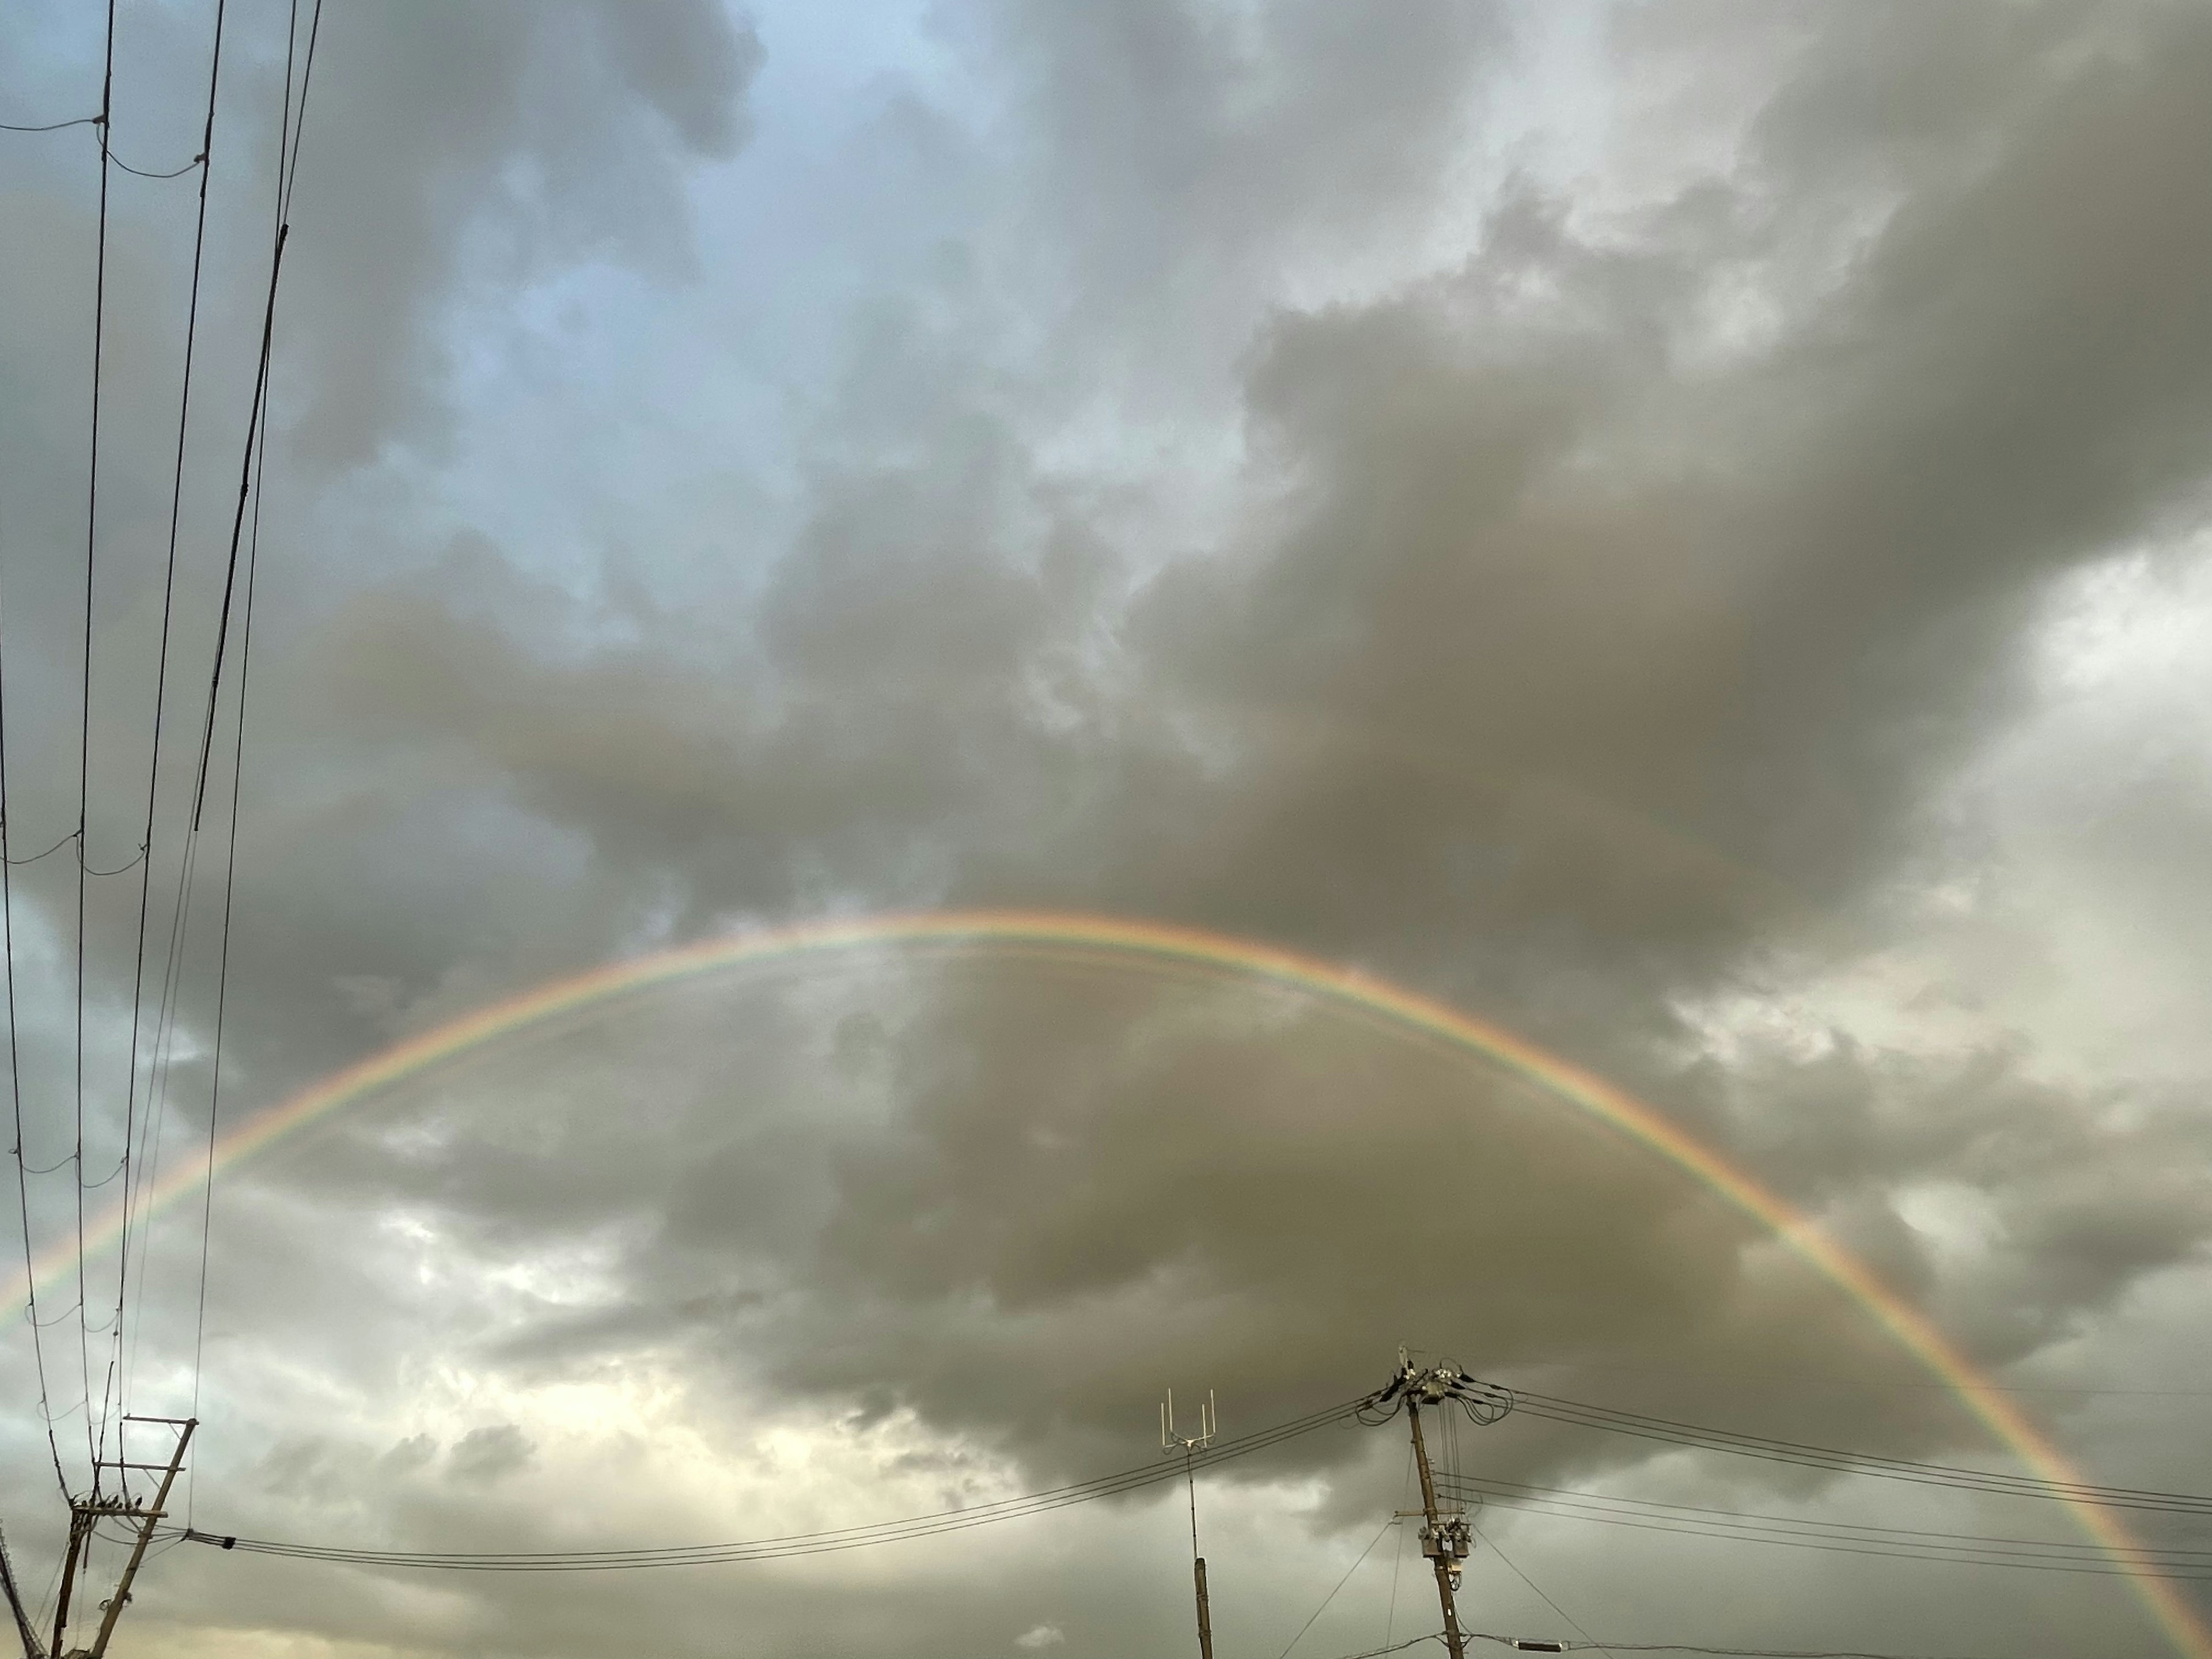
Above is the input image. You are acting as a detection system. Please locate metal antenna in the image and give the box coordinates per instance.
[1160,1388,1218,1659]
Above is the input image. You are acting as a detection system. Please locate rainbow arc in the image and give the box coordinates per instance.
[10,910,2203,1657]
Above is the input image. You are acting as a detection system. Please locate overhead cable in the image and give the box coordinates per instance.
[189,0,326,1509]
[1439,1476,2212,1582]
[115,0,229,1442]
[111,151,206,181]
[0,528,72,1504]
[1440,1473,2212,1574]
[1468,1520,1612,1657]
[1466,1641,2012,1659]
[175,1395,1374,1573]
[73,0,120,1487]
[1501,1389,2212,1518]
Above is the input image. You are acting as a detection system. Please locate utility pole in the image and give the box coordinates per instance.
[1161,1388,1218,1659]
[1364,1353,1513,1659]
[0,1522,43,1659]
[48,1416,195,1659]
[1406,1386,1470,1659]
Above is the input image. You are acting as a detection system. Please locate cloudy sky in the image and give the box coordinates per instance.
[5,1,2212,1656]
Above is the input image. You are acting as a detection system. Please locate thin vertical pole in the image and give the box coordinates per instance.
[85,1420,195,1657]
[50,1510,88,1659]
[1187,1450,1214,1659]
[1407,1400,1467,1659]
[0,1521,42,1659]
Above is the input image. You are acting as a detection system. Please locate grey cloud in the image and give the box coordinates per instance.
[200,1,2212,1479]
[282,0,762,464]
[446,1422,535,1484]
[9,4,2212,1657]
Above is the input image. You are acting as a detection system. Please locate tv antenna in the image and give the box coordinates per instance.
[1160,1389,1217,1659]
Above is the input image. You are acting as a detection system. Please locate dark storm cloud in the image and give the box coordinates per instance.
[299,1,2212,974]
[203,0,2212,1482]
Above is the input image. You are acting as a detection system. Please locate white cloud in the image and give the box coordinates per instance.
[1013,1625,1066,1650]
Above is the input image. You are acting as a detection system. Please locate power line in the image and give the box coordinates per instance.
[0,115,101,133]
[1441,1474,2212,1566]
[1466,1642,2014,1659]
[111,151,206,181]
[1469,1521,1611,1658]
[187,0,315,832]
[1337,1638,1446,1659]
[115,0,229,1441]
[189,0,325,1497]
[173,1396,1374,1573]
[1278,1516,1396,1659]
[5,831,77,866]
[0,529,73,1505]
[1439,1478,2212,1582]
[77,845,145,878]
[72,0,120,1493]
[1545,1362,2212,1402]
[1500,1389,2212,1518]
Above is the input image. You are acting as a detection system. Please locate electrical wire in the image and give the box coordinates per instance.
[187,0,315,830]
[1387,1443,1414,1649]
[186,0,323,1514]
[1438,1474,2212,1567]
[0,537,73,1505]
[1437,1477,2212,1581]
[79,844,145,878]
[1543,1361,2212,1402]
[0,115,102,132]
[5,831,75,866]
[1500,1389,2212,1518]
[1336,1633,1445,1658]
[111,151,205,181]
[1470,1520,1613,1659]
[1278,1516,1396,1659]
[173,1395,1376,1573]
[73,0,120,1492]
[116,0,229,1439]
[1465,1641,2010,1659]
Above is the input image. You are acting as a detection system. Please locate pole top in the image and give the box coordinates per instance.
[1160,1387,1217,1453]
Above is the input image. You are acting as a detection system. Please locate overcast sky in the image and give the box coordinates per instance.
[6,2,2212,1656]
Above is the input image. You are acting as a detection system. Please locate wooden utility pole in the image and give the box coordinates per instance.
[48,1416,195,1659]
[0,1522,44,1659]
[85,1418,195,1657]
[1406,1393,1469,1659]
[48,1509,89,1659]
[1366,1354,1506,1659]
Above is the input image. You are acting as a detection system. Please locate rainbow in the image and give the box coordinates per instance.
[9,910,2203,1654]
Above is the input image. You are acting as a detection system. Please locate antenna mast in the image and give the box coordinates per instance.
[1161,1388,1218,1659]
